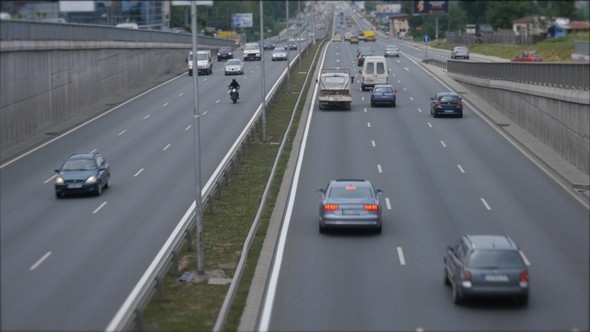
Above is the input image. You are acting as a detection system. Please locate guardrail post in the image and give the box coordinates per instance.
[172,250,179,276]
[186,228,193,251]
[135,309,144,331]
[156,276,164,302]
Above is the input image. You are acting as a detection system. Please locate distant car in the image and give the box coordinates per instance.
[54,152,110,198]
[349,35,359,44]
[384,44,400,57]
[344,31,352,41]
[224,59,244,75]
[444,235,529,305]
[430,92,463,118]
[511,50,543,62]
[451,46,470,59]
[263,39,276,50]
[332,34,342,42]
[271,48,288,61]
[357,46,375,66]
[297,36,306,42]
[371,84,397,107]
[285,38,297,50]
[217,47,233,60]
[318,179,383,234]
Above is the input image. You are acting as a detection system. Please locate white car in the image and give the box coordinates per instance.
[272,48,288,61]
[384,44,400,57]
[224,59,244,75]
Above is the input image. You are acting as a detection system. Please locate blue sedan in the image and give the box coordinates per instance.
[370,84,396,107]
[54,152,110,197]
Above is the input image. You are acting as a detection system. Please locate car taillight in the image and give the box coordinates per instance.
[435,101,441,107]
[519,271,529,287]
[364,204,379,211]
[371,93,375,98]
[457,101,462,107]
[460,270,471,280]
[323,204,339,211]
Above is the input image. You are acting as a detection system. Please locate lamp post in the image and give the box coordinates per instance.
[260,0,267,143]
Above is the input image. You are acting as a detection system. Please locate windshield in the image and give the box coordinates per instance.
[197,53,208,60]
[467,250,524,269]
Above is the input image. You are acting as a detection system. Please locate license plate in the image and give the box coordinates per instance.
[444,109,455,113]
[343,210,361,215]
[484,275,509,282]
[68,184,82,189]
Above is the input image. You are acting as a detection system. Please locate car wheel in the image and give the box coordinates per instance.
[55,191,63,199]
[432,110,438,118]
[444,269,450,286]
[374,225,382,234]
[188,71,193,76]
[371,101,375,107]
[392,101,396,107]
[458,111,463,118]
[319,224,327,234]
[519,294,529,306]
[104,178,109,189]
[96,182,102,196]
[452,282,464,304]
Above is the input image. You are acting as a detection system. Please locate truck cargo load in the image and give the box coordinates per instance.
[318,68,352,110]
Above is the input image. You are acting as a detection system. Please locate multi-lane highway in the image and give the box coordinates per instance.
[0,33,311,330]
[261,4,589,332]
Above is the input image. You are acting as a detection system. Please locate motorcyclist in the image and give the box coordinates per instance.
[228,78,240,90]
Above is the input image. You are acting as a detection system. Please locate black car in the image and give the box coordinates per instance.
[444,235,530,305]
[285,39,297,50]
[54,152,110,197]
[430,92,463,118]
[318,179,383,234]
[263,39,276,50]
[217,47,233,60]
[357,47,375,66]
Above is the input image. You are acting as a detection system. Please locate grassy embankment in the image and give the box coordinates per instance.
[431,32,589,61]
[141,41,321,331]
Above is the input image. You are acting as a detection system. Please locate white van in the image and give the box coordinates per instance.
[359,56,389,91]
[187,50,213,76]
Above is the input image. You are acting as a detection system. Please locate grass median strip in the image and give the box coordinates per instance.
[142,42,321,332]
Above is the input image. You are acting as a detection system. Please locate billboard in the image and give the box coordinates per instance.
[171,1,213,5]
[376,4,401,15]
[232,13,253,28]
[59,1,95,12]
[412,0,449,15]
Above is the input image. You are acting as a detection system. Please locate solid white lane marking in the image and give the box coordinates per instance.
[385,197,391,210]
[93,201,107,214]
[457,164,465,173]
[440,140,447,147]
[185,125,192,131]
[367,122,371,128]
[163,144,171,151]
[371,140,376,147]
[134,168,144,177]
[377,164,382,173]
[417,108,422,113]
[143,114,150,120]
[30,252,52,270]
[427,122,432,128]
[397,247,406,265]
[44,175,56,184]
[481,198,491,210]
[162,103,169,107]
[118,129,127,136]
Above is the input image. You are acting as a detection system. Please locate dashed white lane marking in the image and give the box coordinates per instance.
[163,144,171,151]
[416,328,424,332]
[403,87,407,91]
[162,103,168,107]
[178,93,184,97]
[30,252,52,271]
[44,175,56,184]
[480,198,491,210]
[371,140,376,147]
[404,67,409,71]
[134,168,144,177]
[361,96,365,101]
[185,125,192,131]
[397,247,406,265]
[440,140,447,147]
[410,97,414,101]
[143,114,150,120]
[377,164,382,173]
[397,80,401,84]
[418,108,422,113]
[364,108,368,113]
[385,197,391,210]
[520,251,531,266]
[118,129,127,136]
[427,122,432,128]
[367,122,371,128]
[93,201,107,214]
[216,99,221,103]
[457,164,465,173]
[89,149,97,154]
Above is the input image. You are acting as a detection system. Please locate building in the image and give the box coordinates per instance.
[388,13,409,38]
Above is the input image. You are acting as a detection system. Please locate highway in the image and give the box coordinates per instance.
[0,36,310,330]
[261,4,589,331]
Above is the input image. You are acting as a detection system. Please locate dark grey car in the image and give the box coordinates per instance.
[430,92,463,118]
[54,152,110,197]
[444,235,530,305]
[318,179,383,234]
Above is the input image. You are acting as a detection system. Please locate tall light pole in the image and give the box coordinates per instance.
[260,0,267,143]
[190,0,204,274]
[286,0,290,90]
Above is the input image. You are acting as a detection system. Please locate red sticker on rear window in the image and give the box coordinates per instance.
[345,186,357,190]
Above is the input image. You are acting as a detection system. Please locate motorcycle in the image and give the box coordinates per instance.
[228,85,240,104]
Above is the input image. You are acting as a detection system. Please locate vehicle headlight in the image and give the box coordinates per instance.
[256,53,260,57]
[55,177,64,185]
[85,176,97,184]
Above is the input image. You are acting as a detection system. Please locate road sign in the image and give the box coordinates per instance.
[423,35,430,43]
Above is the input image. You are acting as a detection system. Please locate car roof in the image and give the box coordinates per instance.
[329,179,372,187]
[464,235,518,250]
[374,84,393,89]
[67,153,98,159]
[436,91,459,97]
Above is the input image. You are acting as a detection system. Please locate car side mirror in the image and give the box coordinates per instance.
[375,189,383,196]
[430,97,435,101]
[317,188,325,194]
[54,169,60,173]
[447,246,454,253]
[185,59,188,63]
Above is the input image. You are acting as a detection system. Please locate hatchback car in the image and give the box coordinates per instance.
[285,39,297,50]
[263,39,276,50]
[349,35,359,44]
[271,48,288,61]
[371,84,396,107]
[511,50,543,62]
[450,46,470,59]
[332,34,342,42]
[357,47,375,66]
[54,152,110,198]
[318,179,383,234]
[217,47,233,60]
[224,59,244,75]
[384,44,400,57]
[430,92,463,118]
[444,235,529,305]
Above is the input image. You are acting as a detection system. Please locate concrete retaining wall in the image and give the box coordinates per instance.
[0,41,200,162]
[448,73,590,175]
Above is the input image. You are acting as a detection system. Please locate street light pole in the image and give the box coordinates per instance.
[260,0,267,143]
[190,0,204,274]
[286,0,290,91]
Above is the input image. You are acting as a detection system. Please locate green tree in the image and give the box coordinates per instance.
[485,1,532,29]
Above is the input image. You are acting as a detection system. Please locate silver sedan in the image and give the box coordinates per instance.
[224,59,244,75]
[384,44,400,57]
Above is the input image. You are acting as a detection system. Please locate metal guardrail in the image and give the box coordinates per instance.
[105,41,311,332]
[446,60,590,90]
[0,20,235,47]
